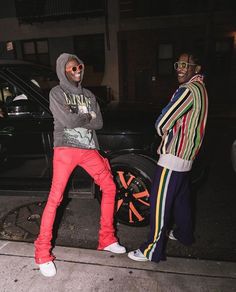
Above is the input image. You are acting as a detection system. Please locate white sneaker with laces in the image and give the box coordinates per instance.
[103,242,126,254]
[39,261,56,277]
[128,249,148,262]
[168,230,177,241]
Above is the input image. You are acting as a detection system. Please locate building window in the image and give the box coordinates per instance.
[21,39,50,66]
[213,38,233,74]
[71,0,105,13]
[74,34,105,72]
[132,0,235,17]
[16,0,105,24]
[157,44,173,75]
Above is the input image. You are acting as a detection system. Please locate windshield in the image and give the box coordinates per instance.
[10,64,59,98]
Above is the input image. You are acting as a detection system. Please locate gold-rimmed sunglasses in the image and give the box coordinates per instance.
[174,61,197,70]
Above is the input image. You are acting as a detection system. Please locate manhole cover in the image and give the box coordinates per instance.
[0,201,46,241]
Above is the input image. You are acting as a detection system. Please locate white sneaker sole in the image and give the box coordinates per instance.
[168,230,177,241]
[39,261,56,277]
[128,251,148,262]
[103,242,126,254]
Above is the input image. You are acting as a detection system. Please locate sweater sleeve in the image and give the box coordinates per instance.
[155,86,193,136]
[81,88,103,130]
[49,88,92,128]
[84,98,103,130]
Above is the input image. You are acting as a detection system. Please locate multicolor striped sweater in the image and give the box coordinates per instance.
[155,74,208,172]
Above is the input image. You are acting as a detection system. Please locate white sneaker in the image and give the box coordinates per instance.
[103,242,126,254]
[168,230,177,241]
[128,249,148,262]
[39,261,56,277]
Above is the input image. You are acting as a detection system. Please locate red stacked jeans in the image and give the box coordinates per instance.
[35,147,117,264]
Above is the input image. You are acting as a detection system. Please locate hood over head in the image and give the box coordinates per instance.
[56,53,84,94]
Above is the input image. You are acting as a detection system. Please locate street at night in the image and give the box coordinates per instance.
[0,0,235,290]
[0,113,235,263]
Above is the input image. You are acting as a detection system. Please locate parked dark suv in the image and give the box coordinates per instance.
[0,60,160,227]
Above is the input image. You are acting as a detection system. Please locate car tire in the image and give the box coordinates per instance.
[97,153,156,227]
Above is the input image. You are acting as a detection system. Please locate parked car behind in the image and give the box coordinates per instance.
[0,60,160,227]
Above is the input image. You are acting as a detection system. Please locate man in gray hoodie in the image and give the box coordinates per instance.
[34,53,126,277]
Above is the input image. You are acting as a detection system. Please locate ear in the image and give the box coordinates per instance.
[195,65,201,74]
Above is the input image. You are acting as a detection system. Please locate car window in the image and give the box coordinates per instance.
[0,81,15,104]
[0,77,49,117]
[10,65,58,98]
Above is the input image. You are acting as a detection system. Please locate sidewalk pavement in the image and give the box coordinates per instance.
[0,240,235,292]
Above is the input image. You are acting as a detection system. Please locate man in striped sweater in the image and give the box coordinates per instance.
[128,51,208,263]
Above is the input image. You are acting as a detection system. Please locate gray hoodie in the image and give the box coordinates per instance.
[49,53,103,149]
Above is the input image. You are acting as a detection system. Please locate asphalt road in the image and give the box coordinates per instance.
[0,116,235,262]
